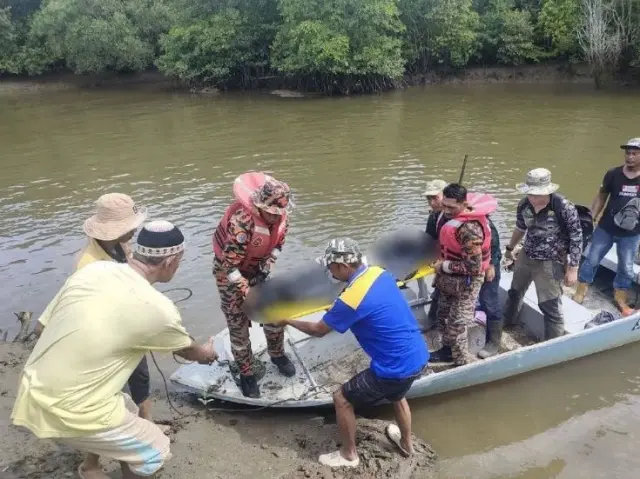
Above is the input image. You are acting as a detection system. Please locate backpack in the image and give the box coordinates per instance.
[550,194,594,250]
[613,197,640,231]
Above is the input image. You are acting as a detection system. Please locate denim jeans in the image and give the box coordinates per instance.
[478,269,502,324]
[578,226,640,290]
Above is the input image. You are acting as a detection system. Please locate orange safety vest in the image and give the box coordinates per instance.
[437,193,497,274]
[213,172,288,276]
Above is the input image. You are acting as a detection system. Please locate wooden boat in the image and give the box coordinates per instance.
[169,256,640,408]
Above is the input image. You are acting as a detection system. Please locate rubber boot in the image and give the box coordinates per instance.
[271,354,296,377]
[240,374,261,398]
[429,346,453,363]
[544,320,565,340]
[614,289,635,317]
[478,321,502,359]
[572,282,589,304]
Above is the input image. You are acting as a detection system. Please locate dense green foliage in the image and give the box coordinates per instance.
[1,0,640,92]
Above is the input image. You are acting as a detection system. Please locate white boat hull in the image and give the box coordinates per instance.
[169,272,640,408]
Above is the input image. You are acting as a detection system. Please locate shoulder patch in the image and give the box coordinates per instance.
[236,232,248,244]
[340,267,385,310]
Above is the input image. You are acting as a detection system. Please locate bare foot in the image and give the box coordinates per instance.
[78,464,110,479]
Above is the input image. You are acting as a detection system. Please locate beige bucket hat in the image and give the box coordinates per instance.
[423,179,448,197]
[83,193,147,241]
[516,168,559,195]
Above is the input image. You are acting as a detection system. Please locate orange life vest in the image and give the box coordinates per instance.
[437,193,497,274]
[213,172,288,276]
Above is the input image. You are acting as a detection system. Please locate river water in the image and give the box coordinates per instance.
[2,83,640,477]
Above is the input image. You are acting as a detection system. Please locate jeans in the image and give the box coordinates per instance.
[578,226,640,290]
[478,269,502,325]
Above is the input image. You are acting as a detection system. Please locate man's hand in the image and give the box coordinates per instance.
[504,248,514,261]
[270,319,289,328]
[564,266,578,287]
[485,265,496,282]
[433,260,443,273]
[196,337,218,365]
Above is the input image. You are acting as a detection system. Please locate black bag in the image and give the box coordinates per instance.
[551,194,594,250]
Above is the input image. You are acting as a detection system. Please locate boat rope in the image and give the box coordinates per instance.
[150,288,322,418]
[159,287,193,304]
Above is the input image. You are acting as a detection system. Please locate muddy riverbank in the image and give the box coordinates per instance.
[0,63,618,96]
[0,337,436,479]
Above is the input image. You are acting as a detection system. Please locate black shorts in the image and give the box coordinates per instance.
[127,355,150,405]
[341,368,421,408]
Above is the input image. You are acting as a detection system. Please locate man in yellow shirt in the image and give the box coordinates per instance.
[33,192,154,477]
[12,221,217,479]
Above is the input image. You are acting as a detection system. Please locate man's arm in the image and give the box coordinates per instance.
[591,170,612,220]
[281,319,333,338]
[506,229,525,250]
[561,202,583,268]
[220,210,253,286]
[174,338,218,365]
[488,219,501,266]
[506,198,527,250]
[442,221,485,276]
[278,295,357,337]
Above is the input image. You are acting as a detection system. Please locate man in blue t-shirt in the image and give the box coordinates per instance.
[277,238,429,469]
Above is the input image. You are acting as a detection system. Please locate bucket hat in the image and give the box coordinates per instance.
[83,193,147,241]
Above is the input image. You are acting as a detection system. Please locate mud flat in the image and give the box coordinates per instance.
[0,339,436,479]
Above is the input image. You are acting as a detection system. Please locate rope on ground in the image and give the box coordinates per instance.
[150,290,315,416]
[159,287,193,304]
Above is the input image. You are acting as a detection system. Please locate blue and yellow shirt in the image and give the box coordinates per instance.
[323,265,429,379]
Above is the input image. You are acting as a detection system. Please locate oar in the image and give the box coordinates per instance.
[259,264,435,323]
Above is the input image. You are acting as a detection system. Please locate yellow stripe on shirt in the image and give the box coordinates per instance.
[339,266,385,310]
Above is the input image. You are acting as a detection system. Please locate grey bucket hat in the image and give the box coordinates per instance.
[323,238,362,265]
[516,168,559,196]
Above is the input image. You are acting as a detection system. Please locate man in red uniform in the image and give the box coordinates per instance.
[213,172,296,398]
[430,183,496,366]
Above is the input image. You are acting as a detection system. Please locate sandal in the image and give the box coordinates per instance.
[318,450,360,468]
[385,424,411,458]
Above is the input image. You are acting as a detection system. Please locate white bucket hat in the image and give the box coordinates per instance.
[516,168,559,196]
[621,138,640,150]
[83,193,147,241]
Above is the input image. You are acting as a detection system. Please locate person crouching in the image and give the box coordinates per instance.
[275,238,429,468]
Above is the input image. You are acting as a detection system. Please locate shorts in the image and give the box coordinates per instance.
[56,394,170,477]
[127,355,150,405]
[341,368,421,408]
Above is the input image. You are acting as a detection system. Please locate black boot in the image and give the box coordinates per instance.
[271,355,296,377]
[429,346,453,363]
[240,374,261,398]
[478,320,503,359]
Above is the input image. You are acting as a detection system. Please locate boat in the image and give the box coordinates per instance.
[169,254,640,408]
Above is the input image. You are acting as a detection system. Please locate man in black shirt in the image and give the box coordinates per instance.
[424,179,448,240]
[424,179,447,326]
[575,138,640,316]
